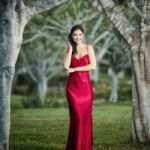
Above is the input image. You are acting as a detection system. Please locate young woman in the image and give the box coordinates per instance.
[63,25,96,150]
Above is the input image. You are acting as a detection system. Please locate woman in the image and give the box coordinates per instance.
[63,25,96,150]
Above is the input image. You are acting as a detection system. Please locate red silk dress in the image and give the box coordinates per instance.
[65,53,93,150]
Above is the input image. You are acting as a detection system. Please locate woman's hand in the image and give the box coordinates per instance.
[65,68,76,75]
[68,68,75,73]
[67,42,73,52]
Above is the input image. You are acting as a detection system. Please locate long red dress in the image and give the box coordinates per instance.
[65,53,93,150]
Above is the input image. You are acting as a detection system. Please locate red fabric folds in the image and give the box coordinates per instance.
[65,54,93,150]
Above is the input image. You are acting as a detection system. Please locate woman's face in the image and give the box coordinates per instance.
[72,29,84,44]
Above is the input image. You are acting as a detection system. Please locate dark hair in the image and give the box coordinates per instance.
[68,24,84,55]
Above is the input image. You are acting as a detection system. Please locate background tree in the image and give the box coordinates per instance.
[21,39,62,103]
[100,36,131,102]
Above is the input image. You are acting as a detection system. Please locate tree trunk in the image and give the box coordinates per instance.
[90,0,150,143]
[0,67,14,150]
[90,67,99,82]
[11,70,19,93]
[0,0,67,149]
[109,68,118,102]
[37,77,48,104]
[130,1,150,142]
[0,1,26,149]
[108,47,118,102]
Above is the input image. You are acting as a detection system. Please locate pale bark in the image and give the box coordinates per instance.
[26,0,68,21]
[90,0,150,143]
[38,77,48,104]
[131,2,150,21]
[0,1,26,149]
[130,1,150,142]
[0,0,67,149]
[108,67,118,102]
[90,67,99,82]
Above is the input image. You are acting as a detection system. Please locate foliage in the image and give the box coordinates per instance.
[11,96,68,109]
[21,97,43,108]
[94,82,131,101]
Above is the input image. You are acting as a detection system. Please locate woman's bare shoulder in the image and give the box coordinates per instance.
[87,44,94,52]
[64,48,68,54]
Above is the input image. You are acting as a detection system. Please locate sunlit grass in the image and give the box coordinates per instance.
[10,101,150,150]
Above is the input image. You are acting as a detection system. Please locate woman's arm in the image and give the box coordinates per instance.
[63,43,73,71]
[68,45,96,73]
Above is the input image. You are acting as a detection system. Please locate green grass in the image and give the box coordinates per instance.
[10,102,150,150]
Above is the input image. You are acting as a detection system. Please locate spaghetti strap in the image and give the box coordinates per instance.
[87,44,89,55]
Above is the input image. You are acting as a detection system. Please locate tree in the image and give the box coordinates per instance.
[100,34,130,102]
[21,38,62,103]
[0,0,67,149]
[90,0,150,143]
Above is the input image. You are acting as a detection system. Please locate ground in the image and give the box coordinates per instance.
[10,101,150,150]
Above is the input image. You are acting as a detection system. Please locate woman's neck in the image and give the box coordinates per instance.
[76,43,85,49]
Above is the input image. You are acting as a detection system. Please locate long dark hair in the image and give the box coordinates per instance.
[68,25,84,55]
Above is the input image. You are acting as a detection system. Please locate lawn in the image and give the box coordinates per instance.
[10,101,150,150]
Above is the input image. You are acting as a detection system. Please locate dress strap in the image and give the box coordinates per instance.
[87,45,89,54]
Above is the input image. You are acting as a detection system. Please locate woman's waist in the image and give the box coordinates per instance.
[69,71,89,77]
[67,72,90,82]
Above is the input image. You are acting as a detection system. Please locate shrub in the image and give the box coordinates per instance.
[22,97,43,108]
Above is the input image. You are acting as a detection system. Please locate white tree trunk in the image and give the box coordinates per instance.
[0,0,67,149]
[90,67,99,82]
[0,1,26,149]
[130,1,150,142]
[0,68,14,150]
[109,68,118,102]
[90,0,150,143]
[37,77,48,104]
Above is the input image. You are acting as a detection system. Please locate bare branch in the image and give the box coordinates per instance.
[22,33,43,44]
[97,36,113,61]
[26,0,68,21]
[20,51,37,82]
[43,25,66,34]
[47,66,62,79]
[131,2,150,21]
[90,16,103,37]
[47,19,65,29]
[93,31,110,45]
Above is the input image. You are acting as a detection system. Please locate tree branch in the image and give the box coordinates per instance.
[20,51,37,82]
[26,0,68,21]
[93,30,109,45]
[131,2,150,21]
[90,16,103,38]
[47,66,62,79]
[23,33,43,44]
[90,0,140,53]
